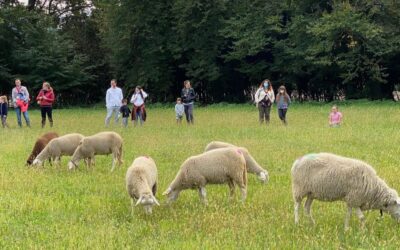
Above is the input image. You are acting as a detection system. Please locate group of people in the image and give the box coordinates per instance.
[105,79,196,127]
[254,79,343,127]
[0,79,55,128]
[1,78,342,129]
[255,79,292,126]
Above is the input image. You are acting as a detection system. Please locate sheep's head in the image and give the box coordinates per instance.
[258,171,269,184]
[26,159,33,166]
[68,161,78,170]
[136,194,160,214]
[32,158,43,166]
[381,190,400,222]
[162,187,180,203]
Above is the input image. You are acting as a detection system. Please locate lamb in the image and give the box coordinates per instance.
[32,133,84,166]
[68,131,123,171]
[26,132,59,165]
[163,147,247,204]
[204,141,268,183]
[291,153,400,230]
[126,156,160,214]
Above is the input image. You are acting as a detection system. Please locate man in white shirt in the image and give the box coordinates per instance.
[105,79,123,126]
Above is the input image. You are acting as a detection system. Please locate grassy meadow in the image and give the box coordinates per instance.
[0,101,399,249]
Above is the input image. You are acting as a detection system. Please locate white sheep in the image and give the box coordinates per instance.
[126,156,160,214]
[204,141,268,183]
[163,147,247,204]
[291,153,400,230]
[32,133,85,167]
[68,131,123,171]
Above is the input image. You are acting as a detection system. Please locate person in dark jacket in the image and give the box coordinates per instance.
[36,81,55,128]
[120,99,131,127]
[276,85,291,125]
[180,80,196,124]
[0,95,9,128]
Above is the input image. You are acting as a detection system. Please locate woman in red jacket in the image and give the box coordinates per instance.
[36,81,55,128]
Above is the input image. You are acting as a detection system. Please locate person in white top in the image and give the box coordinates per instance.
[130,86,148,126]
[105,79,123,126]
[254,79,275,125]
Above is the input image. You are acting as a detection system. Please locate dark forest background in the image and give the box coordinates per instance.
[1,0,400,105]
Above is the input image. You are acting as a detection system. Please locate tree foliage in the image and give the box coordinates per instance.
[1,0,400,103]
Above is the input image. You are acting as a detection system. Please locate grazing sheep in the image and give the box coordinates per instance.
[163,147,247,204]
[126,156,160,214]
[291,153,400,230]
[204,141,268,183]
[32,133,84,167]
[26,132,59,165]
[68,131,123,171]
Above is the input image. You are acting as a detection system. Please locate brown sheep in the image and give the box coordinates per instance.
[26,132,59,166]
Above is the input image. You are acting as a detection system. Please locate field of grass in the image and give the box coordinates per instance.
[0,101,399,249]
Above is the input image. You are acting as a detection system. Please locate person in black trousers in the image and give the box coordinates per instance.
[181,80,196,124]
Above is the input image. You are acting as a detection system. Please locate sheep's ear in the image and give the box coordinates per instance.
[162,187,171,196]
[135,196,143,206]
[152,195,160,206]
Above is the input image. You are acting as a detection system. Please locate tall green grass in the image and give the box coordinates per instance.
[0,102,399,249]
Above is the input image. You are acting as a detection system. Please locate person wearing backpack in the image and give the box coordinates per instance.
[130,86,148,126]
[36,81,55,128]
[254,79,275,125]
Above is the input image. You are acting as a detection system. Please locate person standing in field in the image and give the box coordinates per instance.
[181,80,196,124]
[0,95,9,128]
[175,97,184,124]
[130,86,148,126]
[119,98,131,128]
[329,105,342,127]
[11,79,31,128]
[276,85,291,126]
[254,79,275,125]
[105,79,123,127]
[36,81,55,128]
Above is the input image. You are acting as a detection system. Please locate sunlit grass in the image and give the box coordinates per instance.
[0,101,399,248]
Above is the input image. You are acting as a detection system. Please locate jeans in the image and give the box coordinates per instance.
[122,117,128,127]
[278,108,288,124]
[258,104,271,124]
[41,106,53,127]
[105,106,120,126]
[134,110,143,126]
[184,103,194,124]
[1,115,8,128]
[15,107,30,127]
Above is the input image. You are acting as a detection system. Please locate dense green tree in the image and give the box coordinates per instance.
[1,0,400,102]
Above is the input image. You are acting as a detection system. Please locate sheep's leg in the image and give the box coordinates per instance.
[130,199,135,215]
[355,207,365,229]
[198,186,207,205]
[111,156,116,172]
[344,206,352,231]
[304,196,315,225]
[228,180,235,201]
[294,200,301,224]
[239,183,247,202]
[53,156,60,168]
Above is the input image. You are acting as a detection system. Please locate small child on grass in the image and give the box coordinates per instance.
[120,99,131,127]
[329,105,342,127]
[175,98,184,124]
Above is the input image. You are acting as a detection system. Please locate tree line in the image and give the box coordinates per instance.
[1,0,399,105]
